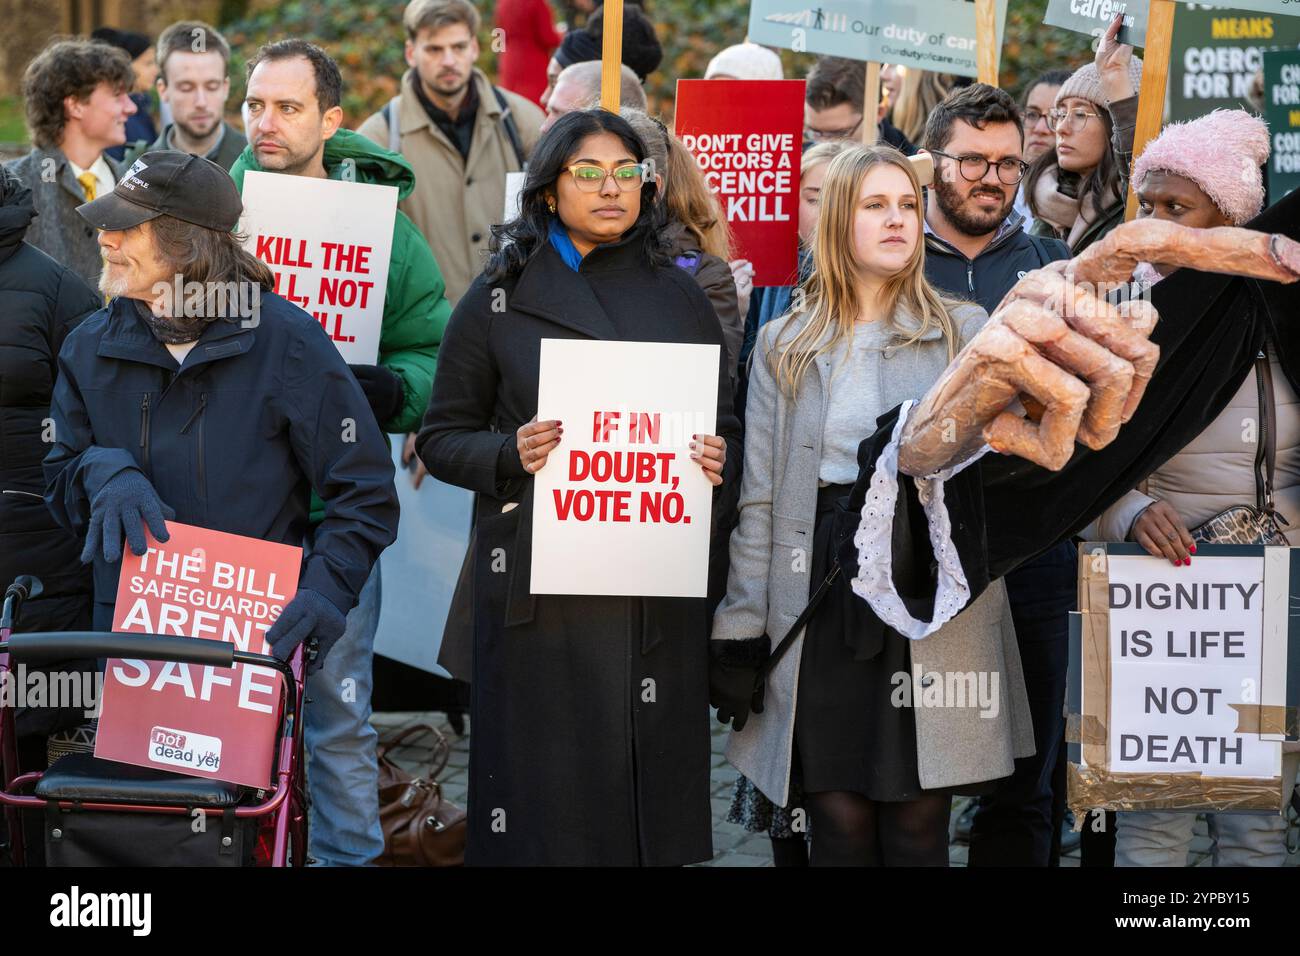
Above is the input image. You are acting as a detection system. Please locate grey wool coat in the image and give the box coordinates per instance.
[712,302,1035,807]
[4,147,123,290]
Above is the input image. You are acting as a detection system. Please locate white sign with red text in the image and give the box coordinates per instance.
[531,339,719,597]
[238,171,395,364]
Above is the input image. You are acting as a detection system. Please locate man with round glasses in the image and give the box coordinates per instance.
[918,84,1066,299]
[918,82,1076,869]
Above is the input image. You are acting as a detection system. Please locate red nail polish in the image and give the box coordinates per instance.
[1189,545,1197,554]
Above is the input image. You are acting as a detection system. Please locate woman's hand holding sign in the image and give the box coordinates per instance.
[1095,13,1137,106]
[517,416,563,473]
[690,434,727,487]
[1130,499,1196,567]
[519,416,725,485]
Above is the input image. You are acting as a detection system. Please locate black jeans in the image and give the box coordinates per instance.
[969,540,1076,866]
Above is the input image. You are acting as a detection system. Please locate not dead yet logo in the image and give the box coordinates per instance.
[149,725,222,773]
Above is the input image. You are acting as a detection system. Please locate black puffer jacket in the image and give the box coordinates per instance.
[0,167,100,632]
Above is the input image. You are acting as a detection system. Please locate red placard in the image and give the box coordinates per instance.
[95,522,301,789]
[674,79,805,287]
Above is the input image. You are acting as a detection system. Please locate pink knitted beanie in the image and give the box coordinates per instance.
[1132,109,1270,225]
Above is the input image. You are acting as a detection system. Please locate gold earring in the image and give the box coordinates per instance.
[547,198,557,213]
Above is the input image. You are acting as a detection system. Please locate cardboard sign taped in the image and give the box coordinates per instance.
[1068,542,1295,816]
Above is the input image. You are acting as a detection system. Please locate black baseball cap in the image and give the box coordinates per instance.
[76,150,243,233]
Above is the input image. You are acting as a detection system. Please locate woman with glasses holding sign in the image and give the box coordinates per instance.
[1025,16,1142,254]
[416,109,741,866]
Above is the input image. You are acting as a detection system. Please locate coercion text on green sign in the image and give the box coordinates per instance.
[1263,48,1300,202]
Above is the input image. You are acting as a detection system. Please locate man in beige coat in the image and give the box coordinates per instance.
[358,0,544,306]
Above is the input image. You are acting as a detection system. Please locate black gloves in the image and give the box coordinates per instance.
[266,588,348,674]
[348,364,405,427]
[81,468,175,564]
[708,636,770,732]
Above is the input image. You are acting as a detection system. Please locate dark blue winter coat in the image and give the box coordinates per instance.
[43,290,400,623]
[922,213,1069,315]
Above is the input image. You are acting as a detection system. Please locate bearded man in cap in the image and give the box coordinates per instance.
[43,150,399,682]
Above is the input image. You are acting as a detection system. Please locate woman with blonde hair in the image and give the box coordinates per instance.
[711,143,1033,866]
[890,69,956,146]
[725,138,852,867]
[738,139,852,373]
[621,108,748,382]
[662,127,733,260]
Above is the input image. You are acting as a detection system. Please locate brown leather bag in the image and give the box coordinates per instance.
[376,723,467,867]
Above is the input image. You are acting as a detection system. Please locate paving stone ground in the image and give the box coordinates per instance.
[372,710,1300,867]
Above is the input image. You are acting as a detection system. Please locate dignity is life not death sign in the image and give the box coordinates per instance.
[531,339,720,597]
[1106,552,1282,779]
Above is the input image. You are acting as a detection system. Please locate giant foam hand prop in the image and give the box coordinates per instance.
[897,220,1300,476]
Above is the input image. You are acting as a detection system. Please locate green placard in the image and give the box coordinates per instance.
[746,0,1008,78]
[1043,1,1298,51]
[1263,49,1300,202]
[1168,3,1300,123]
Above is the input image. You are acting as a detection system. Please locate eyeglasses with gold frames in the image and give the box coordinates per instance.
[561,162,650,192]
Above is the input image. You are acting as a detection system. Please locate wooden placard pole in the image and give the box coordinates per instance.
[600,0,625,112]
[1125,0,1175,221]
[863,61,881,144]
[975,0,999,85]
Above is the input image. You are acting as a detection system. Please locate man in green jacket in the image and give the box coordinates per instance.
[231,38,450,866]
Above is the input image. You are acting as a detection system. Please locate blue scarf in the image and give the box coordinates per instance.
[547,219,584,272]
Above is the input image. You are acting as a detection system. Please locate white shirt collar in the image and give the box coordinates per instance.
[66,154,116,196]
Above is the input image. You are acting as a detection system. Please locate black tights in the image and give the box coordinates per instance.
[770,834,809,867]
[805,790,952,866]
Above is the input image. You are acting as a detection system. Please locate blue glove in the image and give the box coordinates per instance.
[266,589,347,673]
[81,468,175,564]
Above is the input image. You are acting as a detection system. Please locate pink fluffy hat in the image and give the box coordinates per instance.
[1132,109,1271,225]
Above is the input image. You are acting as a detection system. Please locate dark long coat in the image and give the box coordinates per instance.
[0,168,100,635]
[417,226,742,866]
